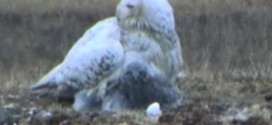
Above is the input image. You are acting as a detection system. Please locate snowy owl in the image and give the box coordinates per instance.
[102,0,184,111]
[30,17,125,100]
[116,0,183,82]
[73,0,183,113]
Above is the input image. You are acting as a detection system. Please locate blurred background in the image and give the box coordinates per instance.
[0,0,272,87]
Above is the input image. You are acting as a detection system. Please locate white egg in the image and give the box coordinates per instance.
[146,102,162,122]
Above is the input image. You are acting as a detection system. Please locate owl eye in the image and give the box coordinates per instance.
[126,4,134,9]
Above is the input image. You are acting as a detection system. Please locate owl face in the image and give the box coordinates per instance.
[116,0,143,23]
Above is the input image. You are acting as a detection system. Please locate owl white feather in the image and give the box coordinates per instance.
[31,17,124,98]
[73,0,183,113]
[116,0,183,81]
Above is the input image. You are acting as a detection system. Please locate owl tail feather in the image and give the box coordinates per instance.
[30,64,62,91]
[30,82,56,91]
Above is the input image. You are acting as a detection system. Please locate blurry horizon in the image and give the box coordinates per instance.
[0,0,272,81]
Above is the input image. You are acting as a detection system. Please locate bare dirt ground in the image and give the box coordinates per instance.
[1,71,271,125]
[0,0,272,124]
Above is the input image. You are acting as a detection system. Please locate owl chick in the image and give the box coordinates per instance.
[102,57,182,113]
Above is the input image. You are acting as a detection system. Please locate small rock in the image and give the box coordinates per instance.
[6,94,20,101]
[27,108,54,123]
[3,103,18,109]
[220,107,250,123]
[118,122,129,125]
[28,107,41,116]
[264,93,272,102]
[176,72,187,83]
[59,120,71,125]
[0,106,21,125]
[36,111,54,122]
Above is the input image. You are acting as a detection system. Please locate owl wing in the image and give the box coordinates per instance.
[65,17,119,59]
[31,17,124,91]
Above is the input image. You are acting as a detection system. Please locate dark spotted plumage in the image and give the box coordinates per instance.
[30,17,124,100]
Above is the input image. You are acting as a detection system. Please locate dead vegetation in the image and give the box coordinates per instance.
[0,0,272,124]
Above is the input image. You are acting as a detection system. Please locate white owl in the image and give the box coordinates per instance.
[31,17,125,99]
[73,0,183,113]
[116,0,184,82]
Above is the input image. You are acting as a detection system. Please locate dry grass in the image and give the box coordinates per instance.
[0,0,271,15]
[0,0,272,124]
[0,0,119,15]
